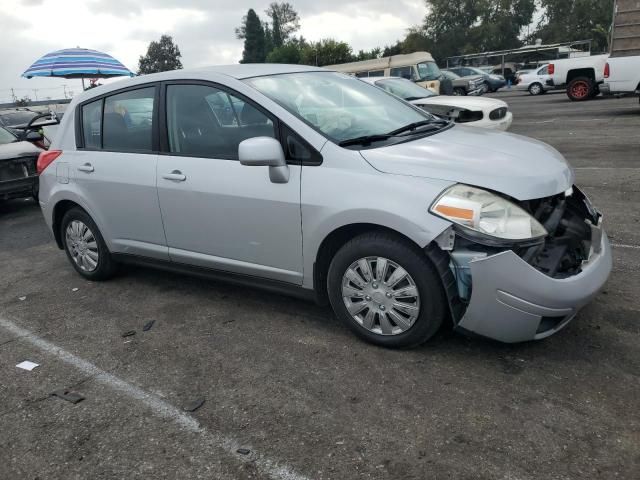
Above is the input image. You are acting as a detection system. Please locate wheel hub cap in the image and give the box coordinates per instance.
[65,220,99,272]
[341,256,420,336]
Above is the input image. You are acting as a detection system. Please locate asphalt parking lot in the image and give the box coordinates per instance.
[1,90,639,480]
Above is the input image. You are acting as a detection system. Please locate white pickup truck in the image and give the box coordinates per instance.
[548,54,610,101]
[600,0,640,101]
[601,57,640,99]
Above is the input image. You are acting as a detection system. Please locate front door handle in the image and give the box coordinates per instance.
[162,170,186,182]
[77,163,94,173]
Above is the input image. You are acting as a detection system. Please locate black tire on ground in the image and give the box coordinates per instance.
[481,82,490,94]
[60,207,117,281]
[453,87,466,96]
[32,182,39,202]
[528,82,544,96]
[567,77,595,101]
[327,232,447,349]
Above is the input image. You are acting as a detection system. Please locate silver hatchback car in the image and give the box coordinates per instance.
[37,65,611,348]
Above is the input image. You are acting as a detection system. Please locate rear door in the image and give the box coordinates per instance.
[155,82,303,284]
[73,85,168,260]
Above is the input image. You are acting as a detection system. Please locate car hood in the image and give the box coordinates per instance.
[411,96,506,110]
[359,125,574,200]
[0,141,42,162]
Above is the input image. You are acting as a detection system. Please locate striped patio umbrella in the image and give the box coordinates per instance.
[22,48,134,79]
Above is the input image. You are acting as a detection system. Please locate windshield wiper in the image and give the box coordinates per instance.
[338,133,394,147]
[387,119,446,136]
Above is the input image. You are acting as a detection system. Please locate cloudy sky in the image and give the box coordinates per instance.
[0,0,427,102]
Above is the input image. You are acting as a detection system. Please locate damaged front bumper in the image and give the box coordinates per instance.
[456,231,611,342]
[434,186,613,343]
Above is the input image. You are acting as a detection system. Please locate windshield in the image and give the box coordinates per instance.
[374,78,437,100]
[246,71,432,144]
[0,127,16,144]
[416,61,441,81]
[0,111,37,127]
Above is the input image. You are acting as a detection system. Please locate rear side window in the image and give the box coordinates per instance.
[538,66,549,75]
[166,84,275,158]
[82,100,102,149]
[103,87,154,151]
[368,70,384,77]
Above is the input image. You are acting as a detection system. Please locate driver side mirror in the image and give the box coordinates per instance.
[239,136,289,184]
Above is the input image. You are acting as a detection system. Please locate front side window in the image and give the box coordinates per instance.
[103,87,154,151]
[368,70,384,77]
[416,61,441,81]
[166,84,275,158]
[245,71,432,144]
[390,66,414,80]
[82,99,102,149]
[374,78,437,101]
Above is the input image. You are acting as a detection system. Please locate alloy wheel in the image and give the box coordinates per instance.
[341,256,420,336]
[65,220,99,272]
[570,80,590,100]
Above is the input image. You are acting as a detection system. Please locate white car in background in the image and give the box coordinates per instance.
[515,65,553,95]
[362,77,513,131]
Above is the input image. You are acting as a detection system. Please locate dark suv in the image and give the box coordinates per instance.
[446,67,507,93]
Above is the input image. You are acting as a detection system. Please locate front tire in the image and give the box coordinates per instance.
[61,207,116,280]
[327,233,447,348]
[453,87,466,96]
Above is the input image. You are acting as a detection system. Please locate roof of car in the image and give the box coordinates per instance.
[74,63,330,101]
[359,76,403,84]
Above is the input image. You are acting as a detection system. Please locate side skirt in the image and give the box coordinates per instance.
[111,253,319,303]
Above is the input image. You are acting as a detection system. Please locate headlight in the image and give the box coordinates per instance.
[430,184,547,241]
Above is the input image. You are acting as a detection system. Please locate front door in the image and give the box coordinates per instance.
[156,83,303,284]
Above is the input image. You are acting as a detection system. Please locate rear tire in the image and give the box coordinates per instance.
[327,233,447,348]
[61,207,117,281]
[567,77,594,101]
[528,83,543,96]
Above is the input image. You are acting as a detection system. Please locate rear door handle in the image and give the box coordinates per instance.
[77,163,94,173]
[162,170,186,182]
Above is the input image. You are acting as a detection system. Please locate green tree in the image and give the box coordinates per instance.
[237,9,267,63]
[419,0,535,63]
[532,0,613,52]
[301,39,353,66]
[266,38,307,63]
[265,2,300,48]
[138,34,183,74]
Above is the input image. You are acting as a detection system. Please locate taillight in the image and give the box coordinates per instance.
[37,150,62,174]
[548,64,554,75]
[604,62,610,78]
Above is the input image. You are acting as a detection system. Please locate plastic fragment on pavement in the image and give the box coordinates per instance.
[142,320,155,331]
[51,389,85,404]
[121,330,136,337]
[236,448,251,455]
[16,360,39,371]
[183,398,205,412]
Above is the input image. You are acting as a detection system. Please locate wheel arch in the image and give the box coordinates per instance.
[566,68,595,83]
[52,199,86,249]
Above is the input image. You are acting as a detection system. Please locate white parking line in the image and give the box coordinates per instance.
[612,243,640,250]
[0,316,309,480]
[574,167,640,170]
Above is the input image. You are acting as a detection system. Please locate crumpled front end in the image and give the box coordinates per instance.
[439,186,612,343]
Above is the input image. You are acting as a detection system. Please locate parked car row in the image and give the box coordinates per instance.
[361,77,512,131]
